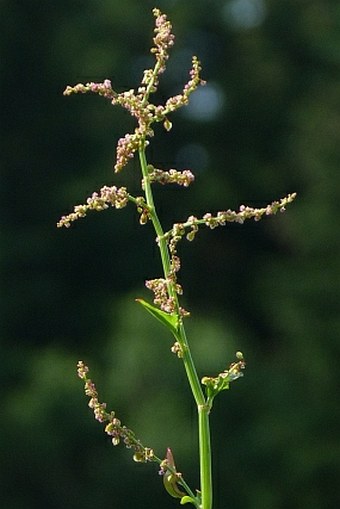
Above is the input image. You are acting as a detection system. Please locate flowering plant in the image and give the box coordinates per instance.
[58,8,296,509]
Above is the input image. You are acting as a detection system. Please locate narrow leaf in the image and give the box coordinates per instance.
[136,298,178,334]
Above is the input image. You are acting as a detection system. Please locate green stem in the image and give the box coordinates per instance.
[199,406,212,509]
[138,147,172,280]
[141,60,162,107]
[138,145,212,509]
[178,323,205,407]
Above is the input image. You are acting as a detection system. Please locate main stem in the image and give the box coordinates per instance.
[139,146,213,509]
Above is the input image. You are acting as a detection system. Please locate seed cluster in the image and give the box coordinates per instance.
[77,361,154,462]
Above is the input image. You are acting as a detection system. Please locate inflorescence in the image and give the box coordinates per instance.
[77,361,154,463]
[65,8,297,505]
[162,193,297,245]
[58,7,296,329]
[60,7,204,179]
[58,8,204,230]
[57,186,129,228]
[146,166,195,187]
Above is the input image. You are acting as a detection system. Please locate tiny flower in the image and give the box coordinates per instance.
[171,342,183,358]
[133,452,146,462]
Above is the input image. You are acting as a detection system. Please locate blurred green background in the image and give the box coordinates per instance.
[1,0,340,507]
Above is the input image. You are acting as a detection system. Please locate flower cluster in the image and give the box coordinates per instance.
[150,8,175,80]
[147,168,195,187]
[184,57,206,95]
[62,8,205,178]
[145,277,182,314]
[162,193,297,247]
[57,185,129,228]
[76,361,154,462]
[201,351,246,389]
[171,341,184,358]
[115,132,142,173]
[63,79,115,99]
[201,352,246,408]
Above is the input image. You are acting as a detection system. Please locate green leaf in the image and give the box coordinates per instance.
[180,495,197,506]
[163,472,186,499]
[136,298,178,335]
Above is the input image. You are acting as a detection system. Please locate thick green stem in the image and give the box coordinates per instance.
[139,145,212,509]
[199,406,212,509]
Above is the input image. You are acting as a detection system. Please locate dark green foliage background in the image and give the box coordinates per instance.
[1,0,339,507]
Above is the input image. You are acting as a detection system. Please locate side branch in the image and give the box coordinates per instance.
[160,193,297,243]
[57,186,144,228]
